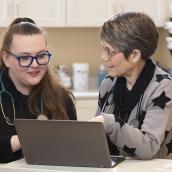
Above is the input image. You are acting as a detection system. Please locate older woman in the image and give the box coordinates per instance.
[91,12,172,159]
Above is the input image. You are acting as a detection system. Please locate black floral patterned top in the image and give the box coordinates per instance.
[96,61,172,159]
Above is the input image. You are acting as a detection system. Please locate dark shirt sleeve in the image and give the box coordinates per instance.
[65,95,77,120]
[0,136,22,163]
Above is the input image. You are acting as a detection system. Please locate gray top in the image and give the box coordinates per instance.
[96,66,172,159]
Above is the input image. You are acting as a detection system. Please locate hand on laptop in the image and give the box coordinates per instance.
[10,135,21,152]
[90,115,105,124]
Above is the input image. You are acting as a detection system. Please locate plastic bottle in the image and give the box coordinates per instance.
[97,64,106,88]
[57,65,72,88]
[72,63,89,91]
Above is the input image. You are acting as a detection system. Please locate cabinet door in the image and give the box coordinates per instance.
[13,0,66,27]
[118,0,165,27]
[0,0,13,26]
[67,0,116,27]
[76,99,97,121]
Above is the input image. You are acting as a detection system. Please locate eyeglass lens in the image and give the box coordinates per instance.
[18,53,51,67]
[103,47,118,56]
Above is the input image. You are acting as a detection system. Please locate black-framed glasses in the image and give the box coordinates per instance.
[102,47,120,61]
[7,50,51,67]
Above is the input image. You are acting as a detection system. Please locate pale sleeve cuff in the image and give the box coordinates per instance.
[102,113,115,134]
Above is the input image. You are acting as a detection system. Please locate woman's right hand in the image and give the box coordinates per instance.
[10,135,21,152]
[89,114,105,124]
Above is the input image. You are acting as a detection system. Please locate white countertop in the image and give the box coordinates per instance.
[72,89,99,99]
[1,158,172,172]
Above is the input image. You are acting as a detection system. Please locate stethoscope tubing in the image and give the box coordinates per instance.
[0,71,16,125]
[0,71,44,126]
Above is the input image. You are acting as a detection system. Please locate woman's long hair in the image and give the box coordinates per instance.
[0,17,74,119]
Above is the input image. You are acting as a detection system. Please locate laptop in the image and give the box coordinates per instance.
[14,119,124,168]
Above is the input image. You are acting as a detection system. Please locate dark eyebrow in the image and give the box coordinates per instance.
[16,50,48,56]
[37,50,48,54]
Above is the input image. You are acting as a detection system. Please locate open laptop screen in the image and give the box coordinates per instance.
[14,119,124,168]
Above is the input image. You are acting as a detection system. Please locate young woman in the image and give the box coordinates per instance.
[0,18,77,163]
[91,12,172,159]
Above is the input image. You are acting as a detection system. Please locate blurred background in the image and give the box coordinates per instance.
[0,0,172,86]
[1,0,172,120]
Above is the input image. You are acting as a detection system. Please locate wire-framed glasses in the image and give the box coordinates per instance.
[7,50,51,67]
[102,47,120,61]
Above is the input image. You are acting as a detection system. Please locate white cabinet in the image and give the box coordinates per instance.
[67,0,112,27]
[0,0,12,26]
[73,90,98,121]
[0,0,166,27]
[0,0,66,27]
[67,0,165,27]
[117,0,165,27]
[15,0,66,27]
[75,98,98,121]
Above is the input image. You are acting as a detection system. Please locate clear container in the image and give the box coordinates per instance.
[72,63,89,91]
[97,64,106,88]
[56,64,72,88]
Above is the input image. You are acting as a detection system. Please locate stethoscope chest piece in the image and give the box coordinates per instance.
[37,114,48,120]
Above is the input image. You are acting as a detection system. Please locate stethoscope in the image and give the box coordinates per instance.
[100,80,143,128]
[0,71,45,126]
[101,77,117,114]
[101,89,114,114]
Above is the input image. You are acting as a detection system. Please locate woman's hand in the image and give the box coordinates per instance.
[90,115,105,124]
[10,135,21,152]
